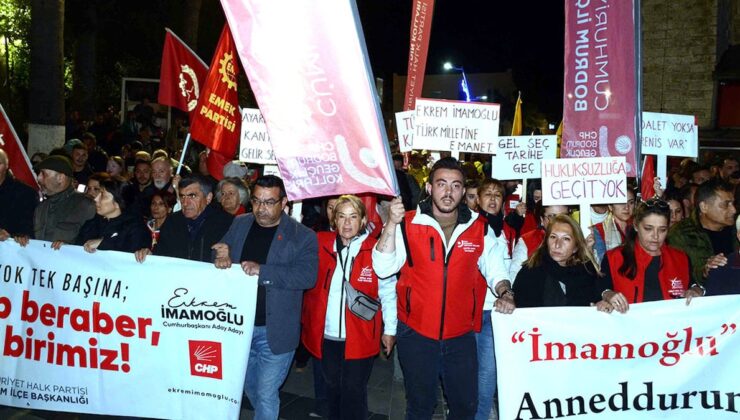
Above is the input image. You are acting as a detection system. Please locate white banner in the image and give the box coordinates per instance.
[492,135,557,179]
[641,112,698,158]
[395,110,415,153]
[413,98,500,153]
[541,156,628,206]
[493,296,740,420]
[0,240,256,419]
[239,108,277,164]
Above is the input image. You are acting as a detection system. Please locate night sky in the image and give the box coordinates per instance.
[357,0,565,119]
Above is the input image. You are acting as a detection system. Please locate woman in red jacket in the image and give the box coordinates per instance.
[597,199,704,313]
[301,195,396,419]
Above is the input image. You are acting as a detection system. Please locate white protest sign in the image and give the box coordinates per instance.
[541,156,628,233]
[395,110,415,153]
[413,98,500,154]
[262,164,280,177]
[239,108,277,164]
[492,296,740,420]
[492,135,557,180]
[0,240,255,419]
[641,112,698,187]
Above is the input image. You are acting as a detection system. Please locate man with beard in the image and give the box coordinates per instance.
[668,178,738,284]
[212,175,317,420]
[151,156,175,194]
[373,157,514,419]
[15,155,95,246]
[122,159,157,218]
[135,175,232,263]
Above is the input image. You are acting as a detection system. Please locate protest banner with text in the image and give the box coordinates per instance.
[413,98,500,153]
[395,110,415,153]
[222,0,398,200]
[0,241,255,419]
[641,112,698,188]
[562,0,638,176]
[492,296,740,420]
[492,135,557,180]
[239,108,277,165]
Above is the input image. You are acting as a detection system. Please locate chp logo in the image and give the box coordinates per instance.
[188,340,223,379]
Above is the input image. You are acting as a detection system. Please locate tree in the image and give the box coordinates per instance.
[28,0,65,155]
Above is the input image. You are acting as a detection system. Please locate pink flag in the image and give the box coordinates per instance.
[562,0,638,176]
[220,0,398,200]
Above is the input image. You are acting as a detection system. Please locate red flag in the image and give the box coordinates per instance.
[206,149,232,181]
[157,28,209,116]
[403,0,435,112]
[189,24,241,159]
[641,155,656,199]
[0,103,39,190]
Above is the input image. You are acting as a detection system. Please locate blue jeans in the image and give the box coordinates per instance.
[475,310,497,420]
[397,321,478,420]
[244,326,295,420]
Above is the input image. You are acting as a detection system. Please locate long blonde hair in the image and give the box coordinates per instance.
[525,215,601,274]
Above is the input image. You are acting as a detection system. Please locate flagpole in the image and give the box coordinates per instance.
[176,132,191,175]
[634,0,643,199]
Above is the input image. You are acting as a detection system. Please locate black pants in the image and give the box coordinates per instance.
[322,338,375,420]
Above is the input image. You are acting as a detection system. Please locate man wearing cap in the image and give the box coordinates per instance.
[0,149,38,241]
[16,155,95,247]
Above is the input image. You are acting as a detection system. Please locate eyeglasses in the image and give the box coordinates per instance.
[643,198,669,211]
[250,198,280,207]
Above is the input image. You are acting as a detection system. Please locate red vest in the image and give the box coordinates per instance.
[301,232,382,360]
[398,211,488,340]
[605,243,690,303]
[520,212,538,236]
[520,228,545,258]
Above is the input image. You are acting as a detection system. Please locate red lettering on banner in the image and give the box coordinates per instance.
[512,326,730,367]
[1,291,159,373]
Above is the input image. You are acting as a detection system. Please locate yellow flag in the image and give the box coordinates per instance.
[556,119,563,157]
[511,91,522,136]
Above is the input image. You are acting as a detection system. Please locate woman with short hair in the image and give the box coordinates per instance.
[216,177,250,215]
[301,194,396,420]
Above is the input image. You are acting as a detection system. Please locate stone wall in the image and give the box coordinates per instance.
[642,0,718,127]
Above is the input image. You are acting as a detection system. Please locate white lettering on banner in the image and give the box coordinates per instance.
[572,0,612,113]
[492,296,740,420]
[641,112,698,158]
[239,108,277,165]
[492,135,557,179]
[395,110,415,153]
[0,240,255,418]
[541,156,627,205]
[413,98,500,152]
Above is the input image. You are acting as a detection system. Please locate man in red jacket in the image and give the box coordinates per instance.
[373,157,514,419]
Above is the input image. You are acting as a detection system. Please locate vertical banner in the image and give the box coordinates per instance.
[0,241,255,419]
[403,0,435,111]
[157,28,209,116]
[0,103,38,190]
[221,0,398,200]
[562,0,638,176]
[492,296,740,420]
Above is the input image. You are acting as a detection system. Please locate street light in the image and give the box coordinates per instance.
[443,61,471,102]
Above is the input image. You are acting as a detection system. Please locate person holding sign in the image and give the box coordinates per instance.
[596,199,703,312]
[513,215,601,308]
[373,158,513,420]
[301,195,396,420]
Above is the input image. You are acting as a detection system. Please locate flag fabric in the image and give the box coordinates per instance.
[157,28,209,116]
[188,24,241,159]
[206,149,232,181]
[641,154,656,199]
[220,0,398,201]
[556,119,563,157]
[511,92,522,136]
[0,104,38,190]
[403,0,435,111]
[561,0,638,176]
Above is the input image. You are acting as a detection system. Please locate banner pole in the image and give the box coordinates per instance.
[176,132,191,175]
[634,0,644,198]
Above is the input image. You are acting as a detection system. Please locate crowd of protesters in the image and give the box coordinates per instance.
[1,108,739,420]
